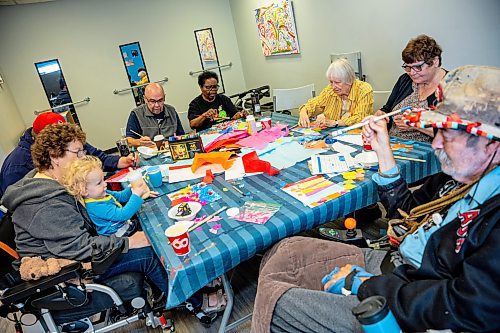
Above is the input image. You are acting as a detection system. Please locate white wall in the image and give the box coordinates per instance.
[229,0,500,110]
[0,65,25,154]
[1,0,499,150]
[0,0,246,149]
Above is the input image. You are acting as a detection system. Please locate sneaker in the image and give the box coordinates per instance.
[201,289,227,314]
[60,321,89,333]
[184,301,218,327]
[152,291,166,310]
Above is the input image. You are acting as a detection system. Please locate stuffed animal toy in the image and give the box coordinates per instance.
[19,256,76,281]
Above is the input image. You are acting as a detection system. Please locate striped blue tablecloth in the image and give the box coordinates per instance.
[138,117,441,308]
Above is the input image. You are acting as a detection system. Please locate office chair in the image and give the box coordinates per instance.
[330,51,365,81]
[272,84,315,115]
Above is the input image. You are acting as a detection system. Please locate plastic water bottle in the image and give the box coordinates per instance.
[352,296,402,333]
[246,115,257,135]
[251,90,261,116]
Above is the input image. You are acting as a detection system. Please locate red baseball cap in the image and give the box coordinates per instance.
[32,112,66,134]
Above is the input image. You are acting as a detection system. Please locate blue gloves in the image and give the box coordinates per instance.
[322,264,373,296]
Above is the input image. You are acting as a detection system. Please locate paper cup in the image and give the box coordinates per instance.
[154,134,165,150]
[260,117,272,129]
[128,170,151,198]
[147,166,163,188]
[165,222,191,256]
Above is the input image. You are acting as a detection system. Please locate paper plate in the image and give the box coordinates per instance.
[354,151,378,166]
[137,146,158,159]
[168,201,202,221]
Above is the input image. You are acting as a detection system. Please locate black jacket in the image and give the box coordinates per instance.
[359,173,500,332]
[381,73,440,130]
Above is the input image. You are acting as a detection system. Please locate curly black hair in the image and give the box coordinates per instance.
[198,71,218,87]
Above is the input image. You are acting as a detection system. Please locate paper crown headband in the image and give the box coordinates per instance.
[402,109,499,142]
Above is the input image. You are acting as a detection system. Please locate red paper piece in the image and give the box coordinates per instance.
[105,167,131,183]
[242,151,280,176]
[203,169,215,184]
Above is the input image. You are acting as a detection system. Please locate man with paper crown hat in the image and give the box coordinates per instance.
[403,65,499,141]
[250,65,500,333]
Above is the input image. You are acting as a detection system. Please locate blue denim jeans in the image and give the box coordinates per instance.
[97,246,168,294]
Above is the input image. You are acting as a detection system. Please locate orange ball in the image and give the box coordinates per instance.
[344,217,357,229]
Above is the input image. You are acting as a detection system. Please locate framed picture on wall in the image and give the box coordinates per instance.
[118,41,149,106]
[194,28,225,94]
[254,0,300,57]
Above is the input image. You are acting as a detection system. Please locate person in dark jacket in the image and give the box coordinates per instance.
[0,112,136,197]
[1,123,168,295]
[251,65,500,333]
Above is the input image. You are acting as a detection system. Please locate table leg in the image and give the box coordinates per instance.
[218,273,253,333]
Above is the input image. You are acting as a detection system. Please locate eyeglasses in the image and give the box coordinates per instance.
[65,149,87,158]
[203,85,220,91]
[146,97,165,105]
[402,61,427,73]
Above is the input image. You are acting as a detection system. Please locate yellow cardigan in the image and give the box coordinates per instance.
[301,79,374,126]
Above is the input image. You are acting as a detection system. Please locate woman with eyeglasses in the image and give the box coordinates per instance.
[2,122,169,299]
[188,71,246,131]
[375,34,447,142]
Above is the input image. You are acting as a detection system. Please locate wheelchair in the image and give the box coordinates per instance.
[229,85,275,114]
[0,210,169,333]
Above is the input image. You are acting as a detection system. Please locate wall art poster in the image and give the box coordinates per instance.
[255,0,300,57]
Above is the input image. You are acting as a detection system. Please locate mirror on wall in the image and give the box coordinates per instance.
[194,28,225,94]
[119,41,150,106]
[35,59,80,125]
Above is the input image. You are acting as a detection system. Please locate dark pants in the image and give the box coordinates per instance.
[97,247,168,294]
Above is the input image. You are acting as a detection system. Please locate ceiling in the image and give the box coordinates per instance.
[0,0,55,5]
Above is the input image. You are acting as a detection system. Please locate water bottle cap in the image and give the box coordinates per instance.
[352,296,390,325]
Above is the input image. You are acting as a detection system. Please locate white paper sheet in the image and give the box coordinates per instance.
[168,163,225,183]
[336,134,363,146]
[330,141,358,154]
[224,157,262,180]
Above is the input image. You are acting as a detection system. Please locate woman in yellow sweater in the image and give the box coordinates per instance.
[298,58,374,128]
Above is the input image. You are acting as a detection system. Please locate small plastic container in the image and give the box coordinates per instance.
[246,115,257,135]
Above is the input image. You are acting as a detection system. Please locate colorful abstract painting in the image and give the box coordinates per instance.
[255,0,300,57]
[195,28,217,62]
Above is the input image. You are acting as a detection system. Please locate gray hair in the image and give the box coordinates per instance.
[326,58,356,85]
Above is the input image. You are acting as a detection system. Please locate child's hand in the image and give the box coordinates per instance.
[148,191,159,198]
[131,180,150,198]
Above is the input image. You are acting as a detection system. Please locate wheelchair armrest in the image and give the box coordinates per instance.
[91,240,126,275]
[0,262,81,305]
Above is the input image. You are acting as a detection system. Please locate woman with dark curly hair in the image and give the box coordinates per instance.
[2,123,168,298]
[376,34,447,142]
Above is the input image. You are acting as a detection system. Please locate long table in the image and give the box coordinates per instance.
[138,114,440,331]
